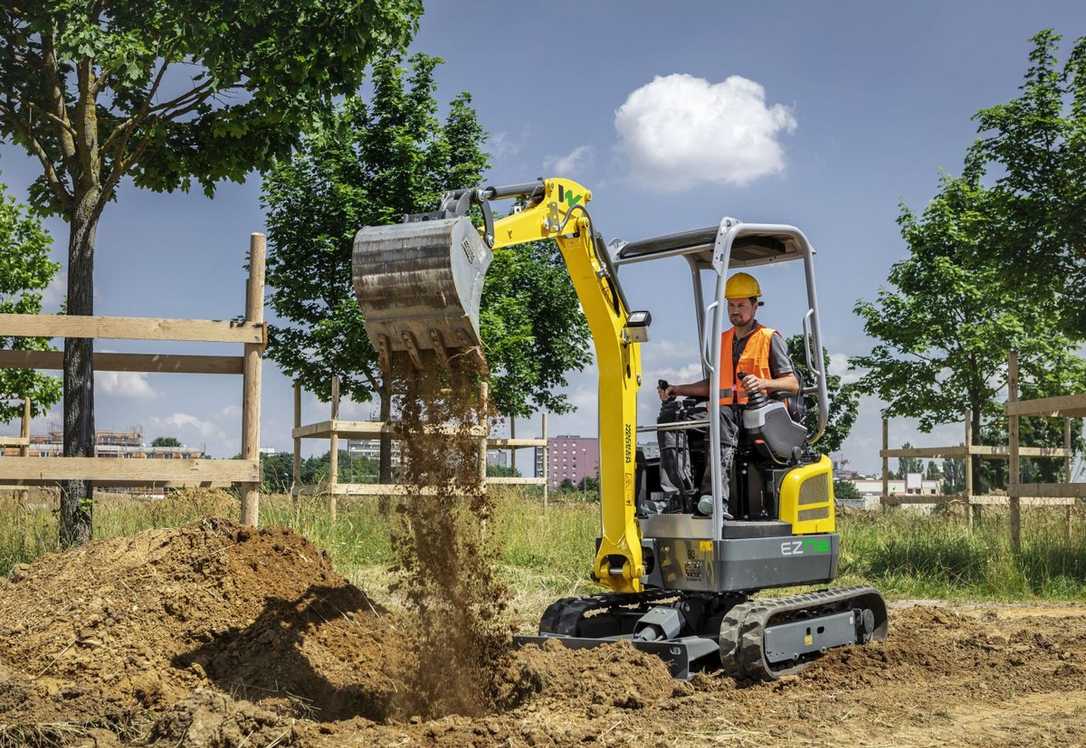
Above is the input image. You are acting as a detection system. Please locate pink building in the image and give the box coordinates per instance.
[544,435,599,489]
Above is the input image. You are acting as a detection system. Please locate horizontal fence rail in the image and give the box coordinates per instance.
[0,233,267,526]
[291,376,552,518]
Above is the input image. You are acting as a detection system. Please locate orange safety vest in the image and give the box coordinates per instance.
[719,325,775,405]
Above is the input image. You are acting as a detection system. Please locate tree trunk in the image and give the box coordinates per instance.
[378,378,392,483]
[60,192,98,547]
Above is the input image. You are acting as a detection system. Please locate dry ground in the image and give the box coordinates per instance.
[0,519,1083,747]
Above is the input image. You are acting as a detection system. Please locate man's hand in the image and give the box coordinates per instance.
[741,374,768,396]
[658,384,675,401]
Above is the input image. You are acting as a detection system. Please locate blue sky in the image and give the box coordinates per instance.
[1,1,1084,474]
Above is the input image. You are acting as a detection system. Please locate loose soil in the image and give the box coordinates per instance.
[388,362,512,719]
[0,522,1084,746]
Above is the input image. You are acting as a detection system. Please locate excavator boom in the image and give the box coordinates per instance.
[352,178,645,591]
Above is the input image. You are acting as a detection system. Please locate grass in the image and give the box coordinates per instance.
[1,489,1084,605]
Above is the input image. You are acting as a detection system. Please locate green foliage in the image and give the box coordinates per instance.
[0,0,422,216]
[150,436,181,448]
[785,335,858,453]
[262,54,590,415]
[487,462,521,478]
[259,448,384,493]
[941,458,965,495]
[854,174,1086,431]
[893,443,923,480]
[832,478,860,501]
[0,185,60,422]
[965,30,1086,338]
[481,241,591,416]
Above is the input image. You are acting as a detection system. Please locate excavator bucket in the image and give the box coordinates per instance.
[352,216,493,374]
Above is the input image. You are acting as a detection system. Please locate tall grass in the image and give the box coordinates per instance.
[1,490,1083,602]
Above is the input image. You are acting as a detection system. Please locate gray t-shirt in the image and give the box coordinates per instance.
[731,322,795,379]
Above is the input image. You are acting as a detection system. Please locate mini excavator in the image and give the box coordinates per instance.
[352,178,887,680]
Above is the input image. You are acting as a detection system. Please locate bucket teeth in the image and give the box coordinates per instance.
[401,330,424,371]
[376,334,392,378]
[352,216,493,374]
[429,329,450,370]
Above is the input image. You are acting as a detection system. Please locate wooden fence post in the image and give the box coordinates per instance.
[478,381,489,484]
[964,409,975,530]
[508,414,516,477]
[1065,417,1073,542]
[18,397,29,502]
[881,417,889,510]
[329,375,340,522]
[292,381,301,503]
[240,233,265,527]
[1008,350,1021,553]
[542,412,549,511]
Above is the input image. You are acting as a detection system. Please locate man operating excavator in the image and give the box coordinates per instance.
[657,272,800,517]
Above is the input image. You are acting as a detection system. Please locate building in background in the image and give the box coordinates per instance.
[346,439,402,463]
[542,435,599,490]
[9,429,204,459]
[485,450,509,468]
[843,477,942,510]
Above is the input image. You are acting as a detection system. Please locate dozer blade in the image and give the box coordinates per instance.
[352,216,492,373]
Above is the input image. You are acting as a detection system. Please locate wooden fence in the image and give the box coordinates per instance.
[291,375,550,519]
[879,351,1082,544]
[0,233,266,525]
[1005,349,1086,550]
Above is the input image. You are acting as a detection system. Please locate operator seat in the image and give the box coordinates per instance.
[742,390,808,464]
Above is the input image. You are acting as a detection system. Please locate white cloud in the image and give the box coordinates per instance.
[96,371,156,399]
[219,404,242,420]
[151,412,227,443]
[489,131,521,160]
[544,145,593,177]
[828,352,862,385]
[614,73,797,191]
[43,272,66,312]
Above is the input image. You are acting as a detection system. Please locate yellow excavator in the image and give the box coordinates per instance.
[352,178,887,680]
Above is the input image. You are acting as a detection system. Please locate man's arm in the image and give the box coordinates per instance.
[660,374,797,400]
[659,379,709,400]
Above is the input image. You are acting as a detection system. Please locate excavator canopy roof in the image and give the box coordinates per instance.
[616,226,810,269]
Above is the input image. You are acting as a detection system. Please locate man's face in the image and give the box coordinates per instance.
[727,297,757,327]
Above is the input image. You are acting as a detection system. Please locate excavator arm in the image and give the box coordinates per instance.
[352,177,646,592]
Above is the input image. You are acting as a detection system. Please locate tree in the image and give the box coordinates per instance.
[486,463,521,478]
[785,335,859,454]
[577,475,599,493]
[833,478,861,502]
[0,1,421,545]
[852,173,1086,492]
[0,182,60,423]
[262,54,591,480]
[893,443,923,480]
[150,436,181,448]
[260,451,293,494]
[965,30,1086,338]
[924,460,943,481]
[941,458,965,495]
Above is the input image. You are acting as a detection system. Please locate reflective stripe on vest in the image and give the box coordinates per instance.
[719,326,775,405]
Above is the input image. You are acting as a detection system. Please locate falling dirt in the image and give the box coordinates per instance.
[0,521,1085,746]
[387,357,515,718]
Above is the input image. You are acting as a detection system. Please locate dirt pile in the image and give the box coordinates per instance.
[0,519,682,745]
[389,360,514,718]
[0,519,411,731]
[1,527,1085,748]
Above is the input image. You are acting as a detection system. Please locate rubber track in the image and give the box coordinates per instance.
[539,589,678,636]
[718,586,888,681]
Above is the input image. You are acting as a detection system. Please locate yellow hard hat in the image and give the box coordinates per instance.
[725,272,761,300]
